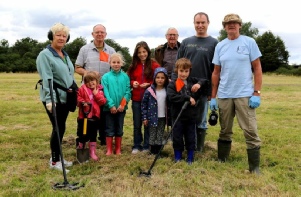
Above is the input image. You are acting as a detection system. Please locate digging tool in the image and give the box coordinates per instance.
[76,102,92,164]
[139,101,190,177]
[48,79,84,190]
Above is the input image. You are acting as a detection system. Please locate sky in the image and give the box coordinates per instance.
[0,0,300,65]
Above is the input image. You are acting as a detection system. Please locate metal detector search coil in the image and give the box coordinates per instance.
[208,110,218,126]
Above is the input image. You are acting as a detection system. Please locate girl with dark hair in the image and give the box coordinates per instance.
[141,67,170,155]
[127,41,160,154]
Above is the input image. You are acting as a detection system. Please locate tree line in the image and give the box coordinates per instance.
[0,22,300,75]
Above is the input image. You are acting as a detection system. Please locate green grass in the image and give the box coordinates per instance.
[0,73,301,196]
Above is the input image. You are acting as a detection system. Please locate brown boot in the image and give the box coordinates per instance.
[106,137,113,156]
[115,137,122,155]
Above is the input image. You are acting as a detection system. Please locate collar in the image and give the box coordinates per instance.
[46,44,68,57]
[92,41,108,51]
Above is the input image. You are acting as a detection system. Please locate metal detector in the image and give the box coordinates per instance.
[139,101,190,177]
[48,79,84,190]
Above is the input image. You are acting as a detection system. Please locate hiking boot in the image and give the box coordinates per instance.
[49,161,70,173]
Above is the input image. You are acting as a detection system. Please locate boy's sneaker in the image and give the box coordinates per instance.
[49,161,70,173]
[49,158,73,167]
[131,149,139,154]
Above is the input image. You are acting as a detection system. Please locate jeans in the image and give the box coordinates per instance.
[104,111,126,137]
[132,101,149,150]
[197,95,209,130]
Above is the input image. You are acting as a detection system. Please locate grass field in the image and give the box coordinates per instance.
[0,73,300,196]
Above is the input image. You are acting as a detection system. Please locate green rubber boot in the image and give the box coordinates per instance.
[247,147,260,175]
[196,129,206,152]
[217,139,232,162]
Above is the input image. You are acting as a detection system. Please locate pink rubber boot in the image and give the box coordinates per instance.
[89,142,99,161]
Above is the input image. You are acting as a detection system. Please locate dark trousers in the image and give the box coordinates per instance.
[104,111,126,137]
[77,118,98,143]
[98,106,106,144]
[172,119,196,151]
[132,101,149,150]
[43,102,69,163]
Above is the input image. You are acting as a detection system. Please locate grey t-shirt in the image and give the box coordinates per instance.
[173,35,218,81]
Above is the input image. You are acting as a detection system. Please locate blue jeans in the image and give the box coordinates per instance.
[104,111,126,137]
[197,95,209,130]
[132,101,149,150]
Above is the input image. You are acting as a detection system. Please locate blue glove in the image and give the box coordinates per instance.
[249,96,261,109]
[210,98,218,111]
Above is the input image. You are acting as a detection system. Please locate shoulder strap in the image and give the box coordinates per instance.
[35,79,63,104]
[53,81,69,92]
[35,79,43,90]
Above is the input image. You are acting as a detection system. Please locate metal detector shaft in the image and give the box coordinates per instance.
[142,101,190,176]
[48,79,69,185]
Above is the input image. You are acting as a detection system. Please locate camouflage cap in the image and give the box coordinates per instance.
[222,13,242,27]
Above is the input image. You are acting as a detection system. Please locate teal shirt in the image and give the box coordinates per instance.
[101,69,131,111]
[36,45,75,104]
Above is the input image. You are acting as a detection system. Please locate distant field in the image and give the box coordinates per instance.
[0,73,300,196]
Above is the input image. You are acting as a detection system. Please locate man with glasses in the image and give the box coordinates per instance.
[155,27,181,79]
[75,24,116,146]
[172,12,218,155]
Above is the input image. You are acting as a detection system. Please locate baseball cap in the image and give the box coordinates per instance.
[222,13,242,27]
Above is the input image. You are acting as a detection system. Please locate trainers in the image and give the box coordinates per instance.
[131,149,139,154]
[49,158,73,167]
[142,149,149,153]
[49,161,70,173]
[63,159,73,167]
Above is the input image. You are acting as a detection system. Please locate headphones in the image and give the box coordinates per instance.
[208,110,218,126]
[47,30,70,42]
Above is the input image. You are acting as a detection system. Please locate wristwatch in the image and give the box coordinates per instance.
[254,90,261,94]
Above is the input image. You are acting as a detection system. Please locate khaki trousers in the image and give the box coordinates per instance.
[218,97,261,149]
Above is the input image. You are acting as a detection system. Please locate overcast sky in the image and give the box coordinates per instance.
[1,0,300,64]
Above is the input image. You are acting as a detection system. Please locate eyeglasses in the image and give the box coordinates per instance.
[94,31,106,35]
[166,34,178,37]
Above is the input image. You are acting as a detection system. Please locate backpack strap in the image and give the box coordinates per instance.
[35,79,43,90]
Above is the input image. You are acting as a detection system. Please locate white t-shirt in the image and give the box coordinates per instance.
[156,88,166,118]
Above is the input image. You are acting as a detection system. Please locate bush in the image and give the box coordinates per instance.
[274,66,301,76]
